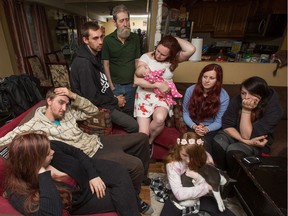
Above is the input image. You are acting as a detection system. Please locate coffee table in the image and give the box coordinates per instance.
[233,156,287,216]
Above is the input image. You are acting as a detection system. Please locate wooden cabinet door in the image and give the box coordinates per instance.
[228,1,251,37]
[213,3,232,37]
[214,1,251,37]
[272,0,287,14]
[189,4,202,31]
[200,3,218,31]
[189,2,218,32]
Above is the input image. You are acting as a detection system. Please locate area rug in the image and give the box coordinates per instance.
[149,173,165,216]
[148,172,247,216]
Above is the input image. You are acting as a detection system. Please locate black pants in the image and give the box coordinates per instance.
[160,196,235,216]
[72,159,140,216]
[212,131,260,174]
[92,132,150,194]
[111,108,139,133]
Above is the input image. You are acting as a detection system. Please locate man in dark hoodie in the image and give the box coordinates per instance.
[70,21,138,133]
[70,21,153,214]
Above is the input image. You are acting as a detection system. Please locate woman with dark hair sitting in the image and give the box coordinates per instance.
[183,63,229,154]
[4,131,140,216]
[213,76,283,172]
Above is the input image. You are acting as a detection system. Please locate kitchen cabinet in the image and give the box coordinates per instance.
[213,1,251,38]
[189,2,218,32]
[248,0,286,17]
[248,0,271,19]
[271,0,287,14]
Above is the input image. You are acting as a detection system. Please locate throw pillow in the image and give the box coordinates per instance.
[78,108,112,136]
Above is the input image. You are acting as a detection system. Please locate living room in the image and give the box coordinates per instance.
[0,0,287,215]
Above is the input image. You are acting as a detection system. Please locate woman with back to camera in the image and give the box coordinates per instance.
[4,131,140,216]
[134,35,195,152]
[213,76,283,173]
[182,63,229,154]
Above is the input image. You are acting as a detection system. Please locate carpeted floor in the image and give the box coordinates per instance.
[148,172,247,216]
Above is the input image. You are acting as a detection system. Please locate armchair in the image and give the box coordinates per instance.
[26,55,53,88]
[46,63,70,88]
[45,52,58,63]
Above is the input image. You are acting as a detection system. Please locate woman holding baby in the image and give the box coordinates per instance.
[134,35,195,152]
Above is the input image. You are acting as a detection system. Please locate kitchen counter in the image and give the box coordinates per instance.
[174,61,287,87]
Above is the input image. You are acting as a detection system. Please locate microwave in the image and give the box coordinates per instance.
[245,14,287,38]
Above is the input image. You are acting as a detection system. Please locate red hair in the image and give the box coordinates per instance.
[164,132,207,172]
[188,64,223,123]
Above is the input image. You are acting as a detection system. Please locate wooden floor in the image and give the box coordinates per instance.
[140,161,164,215]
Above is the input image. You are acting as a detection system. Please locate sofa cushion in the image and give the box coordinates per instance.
[153,127,180,160]
[19,100,46,126]
[78,108,112,136]
[0,196,22,214]
[0,157,6,195]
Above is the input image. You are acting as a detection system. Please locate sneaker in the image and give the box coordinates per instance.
[142,176,152,186]
[140,200,154,215]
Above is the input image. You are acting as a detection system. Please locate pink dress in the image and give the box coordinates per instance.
[144,69,182,105]
[134,54,175,118]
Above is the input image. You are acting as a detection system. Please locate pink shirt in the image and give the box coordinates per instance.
[166,160,210,201]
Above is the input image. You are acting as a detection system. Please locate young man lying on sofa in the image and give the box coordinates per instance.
[0,87,153,215]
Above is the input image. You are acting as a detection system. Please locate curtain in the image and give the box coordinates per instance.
[30,3,54,77]
[3,0,33,74]
[74,15,86,46]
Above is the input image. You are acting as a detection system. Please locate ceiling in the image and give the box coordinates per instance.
[29,0,150,22]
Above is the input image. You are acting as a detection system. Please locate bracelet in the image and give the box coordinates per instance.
[242,110,251,114]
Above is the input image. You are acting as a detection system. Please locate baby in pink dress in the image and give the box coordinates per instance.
[136,65,182,105]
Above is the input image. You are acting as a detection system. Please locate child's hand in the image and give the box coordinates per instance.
[186,169,199,179]
[156,82,170,94]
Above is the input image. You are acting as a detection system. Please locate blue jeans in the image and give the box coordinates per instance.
[113,83,136,117]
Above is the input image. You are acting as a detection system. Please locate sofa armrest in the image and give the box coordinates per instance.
[0,100,46,138]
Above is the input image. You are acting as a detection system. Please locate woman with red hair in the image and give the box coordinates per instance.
[182,64,229,154]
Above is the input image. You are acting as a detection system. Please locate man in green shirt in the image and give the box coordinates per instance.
[102,4,141,117]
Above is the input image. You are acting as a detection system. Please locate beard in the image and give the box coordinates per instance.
[117,27,131,39]
[53,112,65,120]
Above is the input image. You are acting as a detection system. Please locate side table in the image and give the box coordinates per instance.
[233,156,287,216]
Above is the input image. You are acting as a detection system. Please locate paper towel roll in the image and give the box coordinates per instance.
[189,38,203,62]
